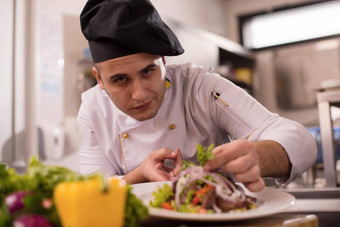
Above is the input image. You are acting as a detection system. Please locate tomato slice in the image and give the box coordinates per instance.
[195,184,214,196]
[161,202,174,210]
[192,196,201,206]
[198,208,208,214]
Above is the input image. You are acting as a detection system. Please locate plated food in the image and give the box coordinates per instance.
[132,181,295,221]
[150,166,257,214]
[130,144,295,221]
[150,144,257,214]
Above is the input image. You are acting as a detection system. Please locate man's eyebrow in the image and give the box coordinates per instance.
[108,73,128,80]
[108,63,157,80]
[140,63,157,73]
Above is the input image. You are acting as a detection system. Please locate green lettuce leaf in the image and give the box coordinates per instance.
[149,183,173,208]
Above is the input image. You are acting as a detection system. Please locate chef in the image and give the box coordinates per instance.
[78,0,316,192]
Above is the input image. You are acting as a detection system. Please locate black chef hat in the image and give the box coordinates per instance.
[80,0,184,63]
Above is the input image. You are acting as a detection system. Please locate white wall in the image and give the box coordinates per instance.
[36,0,87,126]
[0,0,14,163]
[151,0,227,37]
[36,0,87,162]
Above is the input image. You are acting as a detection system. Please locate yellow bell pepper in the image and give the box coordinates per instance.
[53,176,127,227]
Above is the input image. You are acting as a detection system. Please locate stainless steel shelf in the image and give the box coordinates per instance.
[317,88,340,187]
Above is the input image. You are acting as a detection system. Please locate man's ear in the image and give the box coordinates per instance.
[162,56,166,68]
[93,66,105,90]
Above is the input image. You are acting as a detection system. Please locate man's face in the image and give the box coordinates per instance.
[93,53,167,121]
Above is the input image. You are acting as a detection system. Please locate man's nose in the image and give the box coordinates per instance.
[131,80,147,101]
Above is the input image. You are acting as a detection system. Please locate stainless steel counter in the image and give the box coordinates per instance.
[283,188,340,227]
[317,88,340,187]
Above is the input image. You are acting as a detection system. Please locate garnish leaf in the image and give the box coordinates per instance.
[197,143,215,166]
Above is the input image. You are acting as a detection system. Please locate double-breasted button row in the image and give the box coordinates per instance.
[121,124,176,139]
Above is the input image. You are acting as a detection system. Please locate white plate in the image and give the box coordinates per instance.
[131,181,295,221]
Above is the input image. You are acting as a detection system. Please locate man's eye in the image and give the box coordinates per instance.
[142,68,153,76]
[114,77,127,83]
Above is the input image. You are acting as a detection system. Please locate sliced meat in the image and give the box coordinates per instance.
[179,182,200,204]
[201,188,216,209]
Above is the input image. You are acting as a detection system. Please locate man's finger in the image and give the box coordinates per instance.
[234,165,261,183]
[153,173,171,182]
[161,148,182,161]
[203,145,235,171]
[224,152,258,173]
[173,149,183,176]
[204,140,252,171]
[243,178,265,192]
[153,148,175,161]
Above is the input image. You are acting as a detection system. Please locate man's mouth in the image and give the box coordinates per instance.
[133,100,152,111]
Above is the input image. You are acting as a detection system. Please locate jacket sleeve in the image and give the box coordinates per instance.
[207,74,317,186]
[77,90,117,177]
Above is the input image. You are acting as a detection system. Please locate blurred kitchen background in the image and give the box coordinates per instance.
[1,0,340,188]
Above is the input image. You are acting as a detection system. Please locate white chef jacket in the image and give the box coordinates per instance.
[77,63,317,185]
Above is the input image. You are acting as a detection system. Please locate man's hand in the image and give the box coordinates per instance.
[123,148,183,184]
[140,148,183,181]
[203,140,265,192]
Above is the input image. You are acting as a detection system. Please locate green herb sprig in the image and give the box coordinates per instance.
[181,143,215,170]
[197,143,215,166]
